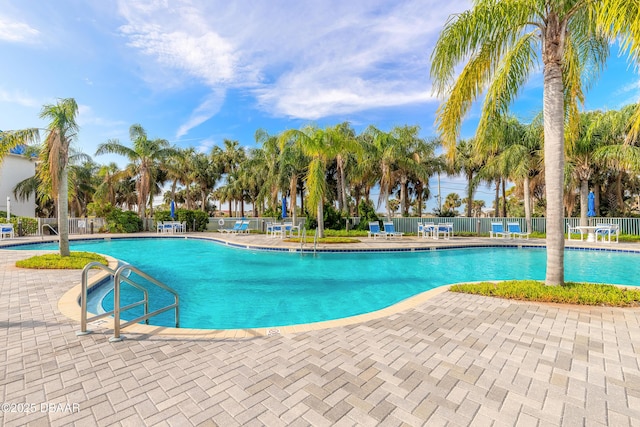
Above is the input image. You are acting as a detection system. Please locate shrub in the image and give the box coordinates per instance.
[154,209,209,232]
[355,200,379,231]
[105,208,142,233]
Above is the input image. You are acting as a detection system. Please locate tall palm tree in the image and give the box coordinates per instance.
[431,1,640,285]
[96,124,176,220]
[364,126,398,219]
[279,125,345,238]
[38,98,80,256]
[594,104,640,214]
[492,116,543,233]
[95,162,126,207]
[452,139,484,218]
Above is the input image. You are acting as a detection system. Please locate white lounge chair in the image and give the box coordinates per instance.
[490,222,510,239]
[507,222,530,239]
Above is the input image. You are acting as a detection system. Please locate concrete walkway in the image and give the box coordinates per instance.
[1,234,640,425]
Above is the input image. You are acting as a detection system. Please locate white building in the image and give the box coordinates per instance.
[0,153,36,217]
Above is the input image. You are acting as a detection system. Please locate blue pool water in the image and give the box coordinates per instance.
[11,238,640,329]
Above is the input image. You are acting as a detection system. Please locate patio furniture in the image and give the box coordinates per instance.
[490,222,510,239]
[368,222,386,240]
[0,223,14,239]
[507,222,530,239]
[383,221,404,239]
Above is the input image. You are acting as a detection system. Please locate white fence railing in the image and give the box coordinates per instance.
[11,216,640,236]
[353,217,640,235]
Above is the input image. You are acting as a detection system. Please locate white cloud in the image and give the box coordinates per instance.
[77,104,127,128]
[115,0,471,126]
[0,88,41,108]
[0,16,39,43]
[175,89,225,138]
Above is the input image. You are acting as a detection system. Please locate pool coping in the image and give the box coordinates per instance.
[5,232,640,339]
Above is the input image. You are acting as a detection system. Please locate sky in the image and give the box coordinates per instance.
[1,0,639,212]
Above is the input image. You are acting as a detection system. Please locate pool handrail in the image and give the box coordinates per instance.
[78,262,180,342]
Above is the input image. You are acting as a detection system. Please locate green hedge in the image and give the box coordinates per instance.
[154,209,209,232]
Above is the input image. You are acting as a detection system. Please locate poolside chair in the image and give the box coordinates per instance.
[595,223,618,243]
[383,221,404,239]
[284,222,300,238]
[490,222,510,239]
[156,221,164,233]
[417,222,435,238]
[235,220,251,234]
[220,220,242,234]
[0,223,14,239]
[441,222,454,237]
[434,223,450,240]
[567,221,585,241]
[368,222,386,239]
[507,222,530,239]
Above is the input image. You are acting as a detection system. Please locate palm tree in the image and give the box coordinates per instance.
[492,116,543,233]
[431,1,640,285]
[364,126,398,219]
[0,129,40,160]
[96,124,176,221]
[594,104,640,214]
[452,139,484,218]
[95,162,125,207]
[279,125,347,238]
[37,98,80,256]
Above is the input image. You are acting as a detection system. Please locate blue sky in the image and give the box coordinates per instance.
[1,0,639,210]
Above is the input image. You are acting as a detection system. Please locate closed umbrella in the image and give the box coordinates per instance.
[282,196,287,218]
[587,191,596,217]
[170,200,175,220]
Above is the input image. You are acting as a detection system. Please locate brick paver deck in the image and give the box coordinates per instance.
[1,236,640,426]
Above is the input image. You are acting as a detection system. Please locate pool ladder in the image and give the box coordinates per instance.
[77,262,180,342]
[300,227,318,254]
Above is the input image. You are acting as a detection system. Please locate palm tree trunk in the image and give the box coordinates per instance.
[494,179,500,218]
[501,179,507,217]
[580,179,588,226]
[524,175,532,233]
[466,173,473,217]
[616,173,624,214]
[58,168,70,257]
[317,202,324,238]
[400,176,408,216]
[543,55,565,286]
[290,176,298,225]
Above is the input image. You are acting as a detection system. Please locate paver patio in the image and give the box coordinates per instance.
[1,235,640,426]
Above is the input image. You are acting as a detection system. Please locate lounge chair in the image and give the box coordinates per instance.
[0,223,14,239]
[220,220,242,234]
[383,221,404,239]
[368,222,386,239]
[490,222,510,238]
[236,220,250,234]
[156,221,164,233]
[507,222,530,239]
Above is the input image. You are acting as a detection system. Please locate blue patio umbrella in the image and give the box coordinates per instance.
[170,200,175,220]
[587,191,596,217]
[282,196,287,218]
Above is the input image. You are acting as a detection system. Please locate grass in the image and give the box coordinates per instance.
[16,251,108,269]
[450,280,640,307]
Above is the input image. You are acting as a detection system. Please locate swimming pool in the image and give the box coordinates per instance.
[12,238,640,329]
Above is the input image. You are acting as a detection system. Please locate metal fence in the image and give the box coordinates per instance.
[353,217,640,235]
[12,215,640,236]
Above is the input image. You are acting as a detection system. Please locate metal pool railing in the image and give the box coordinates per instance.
[78,262,179,342]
